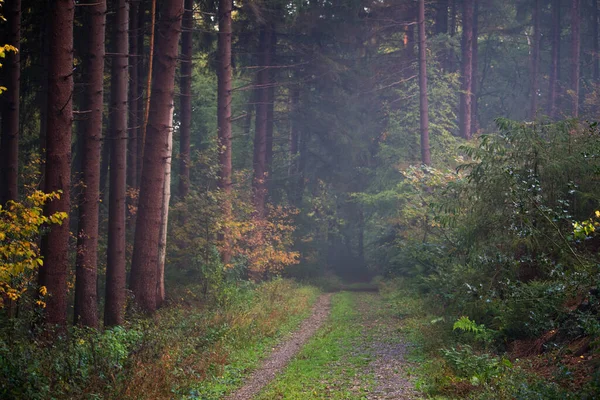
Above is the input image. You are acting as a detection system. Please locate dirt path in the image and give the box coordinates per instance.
[355,293,422,399]
[224,293,332,400]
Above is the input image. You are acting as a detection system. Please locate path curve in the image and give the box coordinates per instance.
[225,293,332,400]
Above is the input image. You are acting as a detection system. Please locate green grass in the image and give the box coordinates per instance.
[255,292,374,400]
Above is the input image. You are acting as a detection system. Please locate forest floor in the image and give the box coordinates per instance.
[229,291,421,399]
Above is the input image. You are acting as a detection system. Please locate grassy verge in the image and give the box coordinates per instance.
[255,291,373,400]
[0,279,320,400]
[379,279,600,400]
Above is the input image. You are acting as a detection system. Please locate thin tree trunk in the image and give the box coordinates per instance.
[448,0,456,71]
[127,0,139,191]
[156,109,173,307]
[217,0,233,265]
[73,0,106,328]
[39,0,74,326]
[253,26,271,218]
[435,0,448,35]
[39,1,50,191]
[471,1,479,133]
[459,0,474,139]
[136,1,145,188]
[594,0,599,81]
[531,0,541,118]
[571,0,580,117]
[105,0,129,327]
[0,0,20,206]
[140,0,156,162]
[549,0,560,117]
[288,86,300,181]
[418,0,431,166]
[266,27,276,176]
[179,0,193,198]
[130,0,183,313]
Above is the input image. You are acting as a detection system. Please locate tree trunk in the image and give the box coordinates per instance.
[179,0,193,199]
[266,28,276,176]
[571,0,580,117]
[136,0,146,188]
[530,0,541,118]
[594,0,599,81]
[73,0,105,328]
[217,0,233,264]
[0,0,21,206]
[39,0,74,326]
[418,0,431,166]
[253,25,271,218]
[549,0,560,118]
[288,86,300,182]
[435,0,448,35]
[130,0,183,313]
[156,109,173,307]
[105,0,129,327]
[38,1,50,191]
[471,1,479,133]
[127,0,139,191]
[459,0,474,139]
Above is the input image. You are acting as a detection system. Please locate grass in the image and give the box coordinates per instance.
[255,291,374,400]
[0,279,320,400]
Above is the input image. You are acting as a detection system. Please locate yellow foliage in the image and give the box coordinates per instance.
[0,191,66,307]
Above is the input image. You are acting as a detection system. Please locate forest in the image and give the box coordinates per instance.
[1,0,600,398]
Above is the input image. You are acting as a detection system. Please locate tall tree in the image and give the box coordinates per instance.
[253,25,272,218]
[417,0,430,165]
[38,0,74,326]
[130,0,183,313]
[548,0,560,117]
[471,1,479,133]
[127,0,140,191]
[105,0,129,326]
[530,0,541,118]
[435,0,449,35]
[178,0,193,198]
[571,0,580,116]
[73,0,106,327]
[217,0,233,264]
[265,28,276,176]
[459,0,474,139]
[594,0,599,82]
[0,0,21,206]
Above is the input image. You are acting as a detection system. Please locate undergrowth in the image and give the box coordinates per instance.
[0,278,319,400]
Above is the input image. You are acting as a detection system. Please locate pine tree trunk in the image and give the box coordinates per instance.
[549,0,560,118]
[418,0,431,166]
[253,26,271,218]
[531,0,541,118]
[73,0,106,328]
[105,0,129,327]
[459,0,474,139]
[571,0,580,117]
[130,0,183,313]
[127,0,139,191]
[39,0,74,326]
[217,0,233,264]
[136,1,146,189]
[179,0,193,198]
[266,28,276,176]
[157,109,173,307]
[594,0,599,81]
[0,0,20,206]
[471,1,479,133]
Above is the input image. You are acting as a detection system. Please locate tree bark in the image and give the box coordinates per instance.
[571,0,580,117]
[130,0,183,313]
[73,0,106,328]
[253,25,271,218]
[39,0,74,326]
[105,0,129,326]
[548,0,560,118]
[0,0,21,206]
[471,1,479,133]
[418,0,431,166]
[459,0,474,139]
[136,0,146,188]
[127,0,139,191]
[594,0,599,81]
[266,28,276,176]
[217,0,233,265]
[530,0,541,118]
[178,0,193,198]
[435,0,448,35]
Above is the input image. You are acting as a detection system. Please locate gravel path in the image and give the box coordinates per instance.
[224,293,332,400]
[355,293,422,399]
